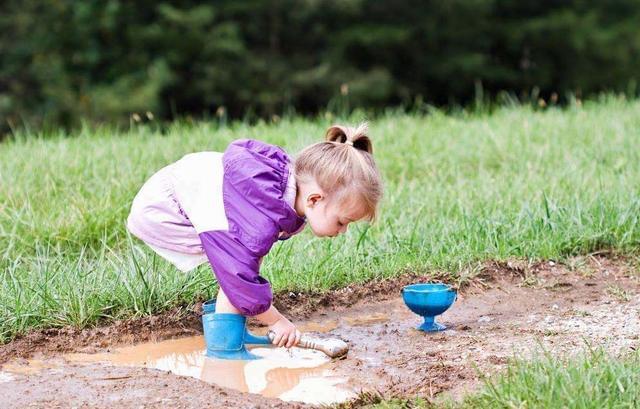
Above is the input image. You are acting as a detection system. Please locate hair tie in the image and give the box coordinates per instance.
[345,140,354,146]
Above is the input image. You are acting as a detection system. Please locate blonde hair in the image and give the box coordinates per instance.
[294,122,383,222]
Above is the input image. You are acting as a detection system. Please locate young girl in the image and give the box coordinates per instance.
[127,123,383,359]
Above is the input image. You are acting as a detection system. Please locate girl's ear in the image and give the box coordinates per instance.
[306,192,323,208]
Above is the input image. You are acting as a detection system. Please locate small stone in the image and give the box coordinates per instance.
[478,316,492,323]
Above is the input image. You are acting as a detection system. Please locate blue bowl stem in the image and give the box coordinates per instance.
[418,315,447,332]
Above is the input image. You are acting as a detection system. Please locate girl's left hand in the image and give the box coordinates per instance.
[269,317,302,348]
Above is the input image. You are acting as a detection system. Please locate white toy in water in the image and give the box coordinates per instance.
[267,331,349,358]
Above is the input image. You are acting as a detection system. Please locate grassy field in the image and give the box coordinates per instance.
[1,96,639,343]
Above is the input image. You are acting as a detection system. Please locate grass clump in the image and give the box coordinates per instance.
[458,348,640,409]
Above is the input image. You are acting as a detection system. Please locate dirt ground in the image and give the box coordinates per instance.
[1,255,638,408]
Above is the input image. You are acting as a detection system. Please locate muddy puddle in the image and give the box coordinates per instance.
[2,306,395,405]
[1,335,356,405]
[2,260,639,408]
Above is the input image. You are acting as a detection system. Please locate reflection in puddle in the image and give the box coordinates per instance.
[64,336,355,405]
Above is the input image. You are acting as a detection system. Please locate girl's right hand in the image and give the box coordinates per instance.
[269,317,301,348]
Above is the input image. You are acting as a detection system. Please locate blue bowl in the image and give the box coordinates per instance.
[402,283,457,331]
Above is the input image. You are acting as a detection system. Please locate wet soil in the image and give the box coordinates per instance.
[0,269,438,365]
[1,256,639,408]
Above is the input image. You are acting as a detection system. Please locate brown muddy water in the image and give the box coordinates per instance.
[64,336,355,405]
[2,334,358,405]
[2,262,639,408]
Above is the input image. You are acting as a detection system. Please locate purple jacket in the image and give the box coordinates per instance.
[127,139,306,315]
[198,140,306,315]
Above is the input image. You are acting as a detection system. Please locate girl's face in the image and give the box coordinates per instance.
[304,193,367,238]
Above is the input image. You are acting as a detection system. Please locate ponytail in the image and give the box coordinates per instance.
[324,123,373,154]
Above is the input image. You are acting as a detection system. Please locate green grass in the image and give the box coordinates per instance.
[1,96,640,342]
[459,348,640,409]
[367,348,640,409]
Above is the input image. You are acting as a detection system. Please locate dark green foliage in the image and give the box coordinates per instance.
[1,0,639,132]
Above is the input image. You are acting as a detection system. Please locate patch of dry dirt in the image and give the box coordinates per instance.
[328,257,640,400]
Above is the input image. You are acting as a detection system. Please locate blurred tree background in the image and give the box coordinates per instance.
[1,0,639,134]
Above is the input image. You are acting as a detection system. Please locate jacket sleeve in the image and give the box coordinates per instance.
[199,230,272,316]
[198,139,299,316]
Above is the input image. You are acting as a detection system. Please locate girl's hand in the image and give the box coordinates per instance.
[268,317,301,348]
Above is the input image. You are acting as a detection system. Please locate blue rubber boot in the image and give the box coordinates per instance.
[243,329,271,345]
[203,313,262,360]
[202,300,270,345]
